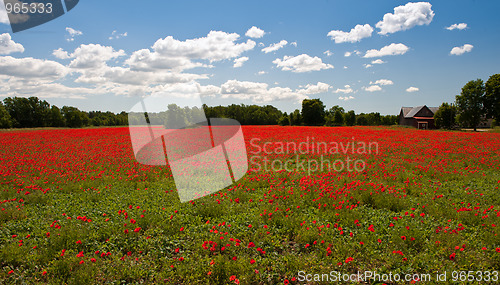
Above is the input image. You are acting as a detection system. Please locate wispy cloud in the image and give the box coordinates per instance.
[262,40,288,53]
[109,30,128,40]
[66,27,82,42]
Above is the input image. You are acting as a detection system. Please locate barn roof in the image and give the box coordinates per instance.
[401,107,413,117]
[428,107,439,114]
[401,105,439,118]
[405,106,426,118]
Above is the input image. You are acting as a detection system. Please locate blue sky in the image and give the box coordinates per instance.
[0,0,499,115]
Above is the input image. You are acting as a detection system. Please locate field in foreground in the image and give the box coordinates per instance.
[0,126,500,284]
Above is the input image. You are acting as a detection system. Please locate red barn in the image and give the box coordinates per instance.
[399,105,439,129]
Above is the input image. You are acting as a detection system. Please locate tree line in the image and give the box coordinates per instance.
[0,96,398,129]
[434,73,499,131]
[278,99,398,127]
[0,97,128,128]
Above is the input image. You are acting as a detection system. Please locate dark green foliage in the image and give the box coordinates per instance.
[366,112,381,125]
[0,102,13,128]
[455,79,485,131]
[0,96,401,129]
[325,105,344,126]
[301,99,325,126]
[434,103,457,129]
[289,109,302,126]
[2,97,129,128]
[333,110,344,126]
[3,96,51,128]
[356,114,368,126]
[61,106,89,128]
[484,73,500,121]
[88,111,128,127]
[277,112,290,126]
[203,104,282,125]
[344,110,356,126]
[50,106,66,127]
[380,114,398,125]
[355,112,394,126]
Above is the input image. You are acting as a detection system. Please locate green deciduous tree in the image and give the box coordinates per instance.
[277,112,290,126]
[455,79,485,131]
[484,73,500,121]
[0,102,13,128]
[344,110,356,126]
[333,110,344,126]
[356,114,368,126]
[202,104,283,125]
[289,109,302,126]
[366,112,381,126]
[434,102,457,129]
[301,99,326,126]
[50,105,66,127]
[325,105,344,126]
[381,115,398,125]
[62,106,89,128]
[3,96,51,128]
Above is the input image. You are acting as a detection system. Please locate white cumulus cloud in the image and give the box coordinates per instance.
[364,85,382,92]
[297,82,331,95]
[262,40,288,53]
[0,56,67,80]
[446,23,467,31]
[327,24,374,43]
[151,31,255,62]
[339,96,354,101]
[371,59,385,64]
[233,56,249,68]
[371,79,393,85]
[245,26,265,38]
[450,44,473,55]
[66,44,126,69]
[364,43,409,58]
[126,31,255,72]
[406,86,419,92]
[376,2,434,35]
[52,48,70,59]
[273,54,334,73]
[333,85,354,94]
[220,79,308,103]
[0,33,24,54]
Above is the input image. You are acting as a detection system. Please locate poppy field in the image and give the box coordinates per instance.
[1,126,500,284]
